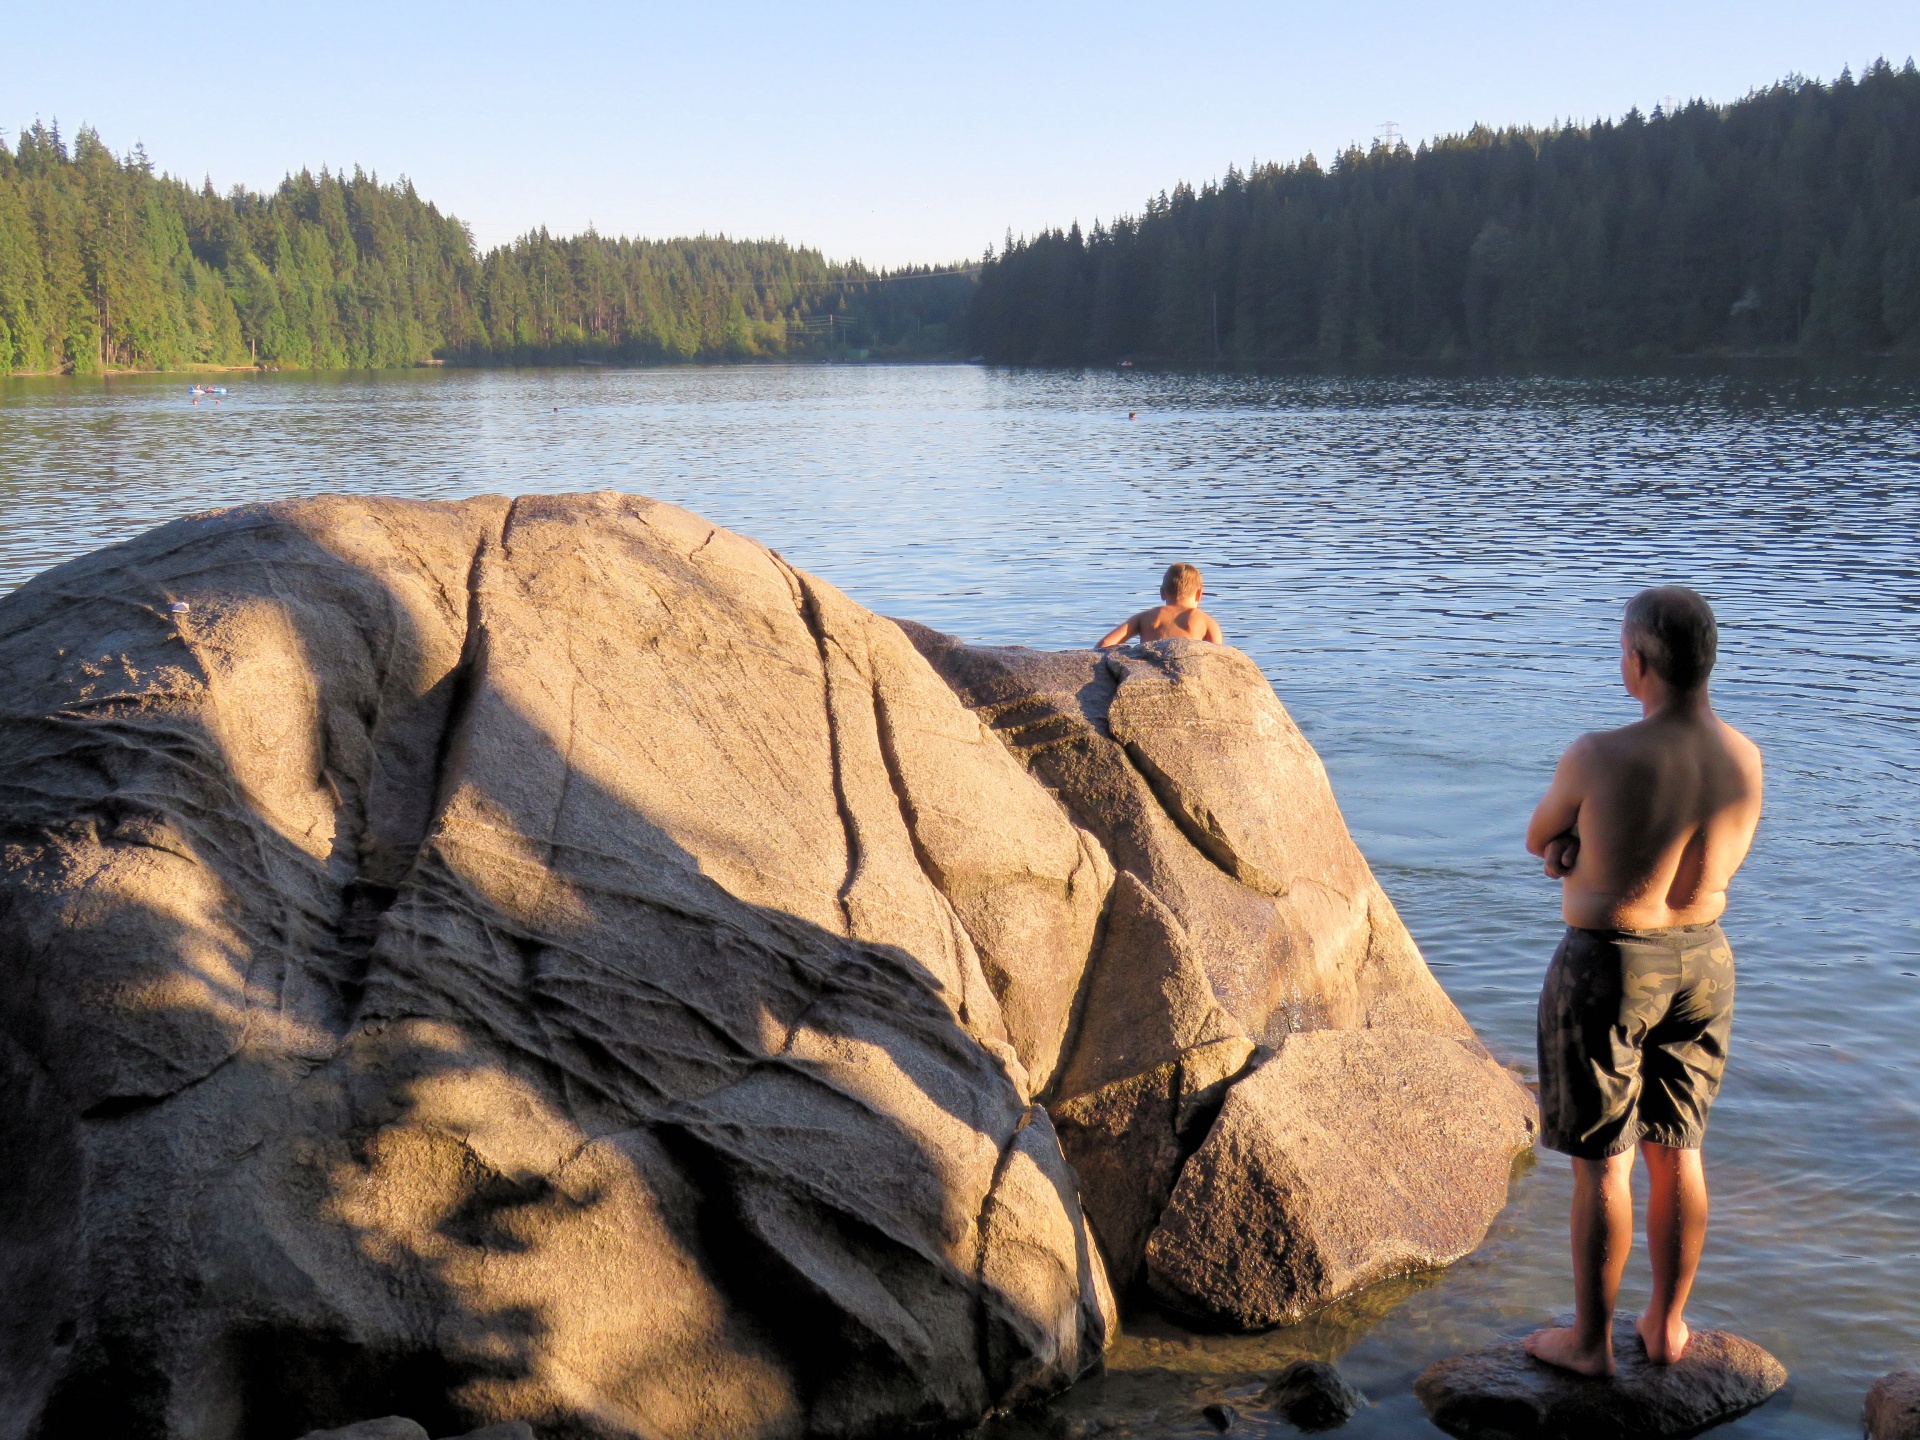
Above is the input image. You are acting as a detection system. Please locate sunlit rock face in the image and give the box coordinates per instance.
[0,493,1529,1440]
[0,494,1110,1440]
[1143,1028,1536,1328]
[901,628,1529,1304]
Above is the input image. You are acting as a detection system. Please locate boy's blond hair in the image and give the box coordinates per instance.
[1161,562,1203,603]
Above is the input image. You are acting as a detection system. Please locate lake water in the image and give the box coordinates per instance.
[3,364,1917,1438]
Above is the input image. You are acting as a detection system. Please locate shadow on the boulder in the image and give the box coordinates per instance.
[2,492,1531,1440]
[0,496,1109,1440]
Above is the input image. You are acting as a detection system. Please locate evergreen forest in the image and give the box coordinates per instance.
[0,122,970,374]
[6,62,1920,375]
[971,63,1920,363]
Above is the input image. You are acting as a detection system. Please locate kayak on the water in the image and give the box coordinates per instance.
[189,385,228,397]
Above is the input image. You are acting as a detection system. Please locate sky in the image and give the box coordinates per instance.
[5,2,1918,269]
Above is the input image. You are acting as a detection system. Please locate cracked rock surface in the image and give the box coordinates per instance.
[1144,1029,1536,1328]
[2,494,1523,1440]
[903,627,1532,1306]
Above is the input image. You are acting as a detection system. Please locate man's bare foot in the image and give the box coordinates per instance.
[1636,1313,1692,1364]
[1524,1325,1617,1378]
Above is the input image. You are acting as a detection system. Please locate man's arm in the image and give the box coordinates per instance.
[1527,737,1591,877]
[1097,613,1141,649]
[1201,611,1224,644]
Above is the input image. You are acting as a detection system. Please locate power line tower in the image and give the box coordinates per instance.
[1375,121,1403,151]
[786,312,858,351]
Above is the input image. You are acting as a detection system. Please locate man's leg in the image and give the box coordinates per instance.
[1638,1142,1707,1362]
[1525,1147,1637,1376]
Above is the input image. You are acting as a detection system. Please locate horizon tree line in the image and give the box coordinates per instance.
[5,62,1918,376]
[970,62,1920,364]
[0,122,970,375]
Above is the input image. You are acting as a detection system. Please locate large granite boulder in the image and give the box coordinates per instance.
[0,495,1111,1440]
[901,632,1469,1047]
[904,630,1529,1299]
[1869,1372,1920,1440]
[1144,1028,1535,1327]
[1414,1317,1788,1437]
[1,492,1526,1440]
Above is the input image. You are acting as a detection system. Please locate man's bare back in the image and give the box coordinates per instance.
[1522,586,1764,1381]
[1526,635,1763,928]
[1098,562,1224,649]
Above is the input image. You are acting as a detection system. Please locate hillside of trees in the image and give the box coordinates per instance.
[0,122,971,374]
[971,63,1920,364]
[10,62,1919,376]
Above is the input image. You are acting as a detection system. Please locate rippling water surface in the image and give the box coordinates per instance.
[4,364,1917,1437]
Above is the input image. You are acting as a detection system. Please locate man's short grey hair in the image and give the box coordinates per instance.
[1624,586,1718,691]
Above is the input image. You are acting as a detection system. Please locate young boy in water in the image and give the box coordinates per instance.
[1523,586,1764,1376]
[1097,562,1224,648]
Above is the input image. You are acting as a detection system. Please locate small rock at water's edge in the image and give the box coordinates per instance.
[1868,1371,1920,1440]
[295,1421,428,1440]
[1201,1401,1239,1430]
[293,1423,530,1440]
[1264,1359,1366,1430]
[1414,1316,1786,1439]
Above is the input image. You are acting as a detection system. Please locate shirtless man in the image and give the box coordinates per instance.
[1523,586,1764,1377]
[1097,562,1224,648]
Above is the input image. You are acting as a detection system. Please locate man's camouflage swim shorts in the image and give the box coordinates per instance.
[1536,922,1735,1159]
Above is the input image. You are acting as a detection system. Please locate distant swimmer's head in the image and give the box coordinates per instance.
[1161,562,1204,605]
[1623,585,1718,691]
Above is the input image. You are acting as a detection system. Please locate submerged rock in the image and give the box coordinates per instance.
[294,1423,529,1440]
[293,1428,430,1440]
[295,1422,428,1440]
[1262,1360,1366,1431]
[1414,1317,1788,1438]
[1143,1028,1534,1328]
[1868,1371,1920,1440]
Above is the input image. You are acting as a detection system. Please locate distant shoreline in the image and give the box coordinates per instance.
[9,351,1918,383]
[2,357,976,379]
